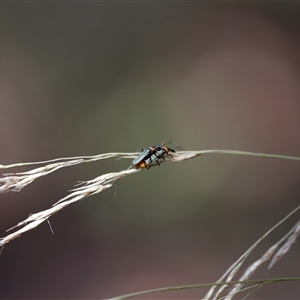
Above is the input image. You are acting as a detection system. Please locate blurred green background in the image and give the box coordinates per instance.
[1,2,300,299]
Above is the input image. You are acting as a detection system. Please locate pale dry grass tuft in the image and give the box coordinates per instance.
[0,150,192,247]
[108,207,300,300]
[268,220,300,269]
[0,168,140,247]
[0,160,83,193]
[0,153,138,194]
[1,149,299,247]
[1,148,300,299]
[204,206,300,300]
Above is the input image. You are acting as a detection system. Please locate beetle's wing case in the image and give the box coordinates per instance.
[131,148,151,166]
[144,147,165,165]
[131,141,180,169]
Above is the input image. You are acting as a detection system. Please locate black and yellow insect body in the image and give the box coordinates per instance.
[131,145,175,170]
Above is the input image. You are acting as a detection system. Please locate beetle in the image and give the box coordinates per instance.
[144,146,175,166]
[131,146,156,169]
[131,144,176,169]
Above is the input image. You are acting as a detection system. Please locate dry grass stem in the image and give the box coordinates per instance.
[109,212,300,300]
[2,149,298,194]
[204,204,300,300]
[268,220,300,269]
[0,168,140,247]
[1,148,300,280]
[0,153,139,194]
[0,160,84,193]
[0,153,139,170]
[108,277,300,300]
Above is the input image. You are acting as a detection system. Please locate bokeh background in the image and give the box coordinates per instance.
[1,2,300,299]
